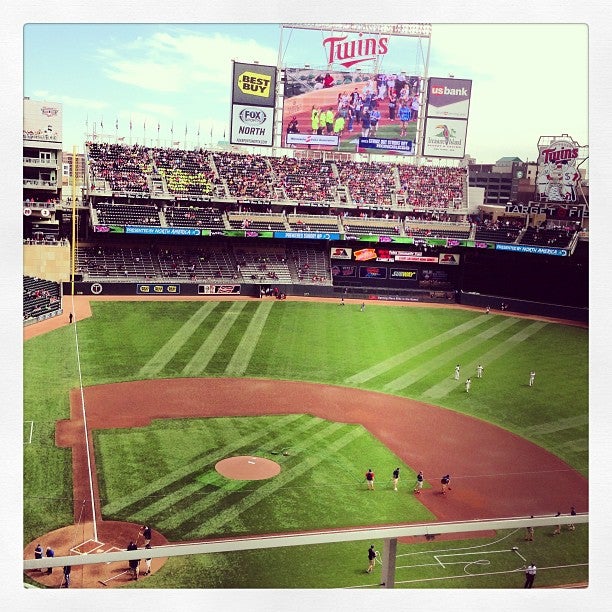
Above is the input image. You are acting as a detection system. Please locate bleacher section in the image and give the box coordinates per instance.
[23,276,62,321]
[336,160,396,207]
[519,227,576,248]
[151,148,219,197]
[95,202,161,226]
[84,144,469,214]
[165,205,225,230]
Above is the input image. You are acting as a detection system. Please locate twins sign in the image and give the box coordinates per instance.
[535,137,581,202]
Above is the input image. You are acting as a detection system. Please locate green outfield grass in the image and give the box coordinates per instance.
[23,300,588,587]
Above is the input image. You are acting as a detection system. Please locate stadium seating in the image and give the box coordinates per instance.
[23,276,62,321]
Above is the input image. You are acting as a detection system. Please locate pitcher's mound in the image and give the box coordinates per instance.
[215,456,281,480]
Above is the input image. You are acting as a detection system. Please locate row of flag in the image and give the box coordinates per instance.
[85,117,225,139]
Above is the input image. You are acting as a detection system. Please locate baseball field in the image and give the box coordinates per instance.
[23,297,588,589]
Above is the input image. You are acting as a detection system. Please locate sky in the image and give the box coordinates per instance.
[22,22,589,164]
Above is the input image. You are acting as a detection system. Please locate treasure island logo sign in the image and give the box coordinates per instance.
[322,33,389,68]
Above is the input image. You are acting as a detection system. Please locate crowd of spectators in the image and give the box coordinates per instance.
[23,276,62,321]
[336,160,395,207]
[268,156,338,202]
[212,152,274,199]
[85,144,467,211]
[87,143,152,193]
[151,148,218,196]
[397,165,466,208]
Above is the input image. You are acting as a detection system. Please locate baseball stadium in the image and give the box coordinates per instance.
[22,23,589,596]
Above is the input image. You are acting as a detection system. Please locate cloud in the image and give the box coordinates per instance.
[31,90,108,110]
[98,30,278,93]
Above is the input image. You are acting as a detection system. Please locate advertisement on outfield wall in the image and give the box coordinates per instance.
[230,61,277,147]
[23,98,62,142]
[534,136,581,203]
[426,77,472,120]
[422,117,468,159]
[282,67,421,155]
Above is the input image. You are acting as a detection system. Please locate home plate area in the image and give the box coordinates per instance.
[215,456,281,480]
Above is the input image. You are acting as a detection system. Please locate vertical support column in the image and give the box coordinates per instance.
[380,537,397,588]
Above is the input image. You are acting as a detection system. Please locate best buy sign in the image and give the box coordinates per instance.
[237,71,272,97]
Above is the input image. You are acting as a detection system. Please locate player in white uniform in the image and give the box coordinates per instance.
[454,364,460,380]
[477,364,483,378]
[529,370,536,386]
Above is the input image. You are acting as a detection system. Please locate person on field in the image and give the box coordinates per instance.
[143,543,153,576]
[367,544,377,573]
[529,370,536,386]
[127,540,140,580]
[465,378,471,393]
[568,505,577,531]
[392,467,400,491]
[365,469,375,490]
[34,543,43,568]
[441,474,451,494]
[45,547,55,574]
[524,562,537,588]
[414,470,424,494]
[454,364,460,380]
[141,524,152,545]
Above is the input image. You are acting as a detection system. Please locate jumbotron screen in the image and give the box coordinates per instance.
[282,68,422,156]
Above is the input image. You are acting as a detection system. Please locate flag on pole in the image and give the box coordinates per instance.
[157,122,160,133]
[197,124,200,137]
[100,117,104,130]
[171,122,174,135]
[115,118,118,130]
[185,124,188,136]
[129,118,133,131]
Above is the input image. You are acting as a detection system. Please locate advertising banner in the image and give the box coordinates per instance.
[330,247,353,259]
[535,136,581,202]
[232,62,276,108]
[231,62,277,147]
[426,77,472,119]
[137,284,181,294]
[422,118,468,158]
[389,269,418,281]
[231,104,275,147]
[438,253,461,265]
[286,133,339,146]
[359,266,387,279]
[23,98,62,142]
[331,265,357,278]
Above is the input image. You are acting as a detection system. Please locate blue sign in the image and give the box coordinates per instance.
[274,231,340,241]
[125,226,202,236]
[358,137,414,154]
[495,243,567,257]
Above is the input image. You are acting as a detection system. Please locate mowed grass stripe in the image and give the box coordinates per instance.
[185,424,366,538]
[527,415,589,436]
[344,314,492,385]
[383,317,521,393]
[138,302,219,378]
[182,301,247,376]
[101,413,304,515]
[224,301,274,377]
[156,421,347,534]
[128,415,328,525]
[422,320,548,399]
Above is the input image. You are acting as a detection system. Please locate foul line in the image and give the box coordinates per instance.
[70,294,98,542]
[24,421,34,444]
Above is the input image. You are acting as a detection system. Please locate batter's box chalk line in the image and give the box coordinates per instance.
[71,539,105,555]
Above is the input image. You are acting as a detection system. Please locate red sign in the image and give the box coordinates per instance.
[322,34,389,68]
